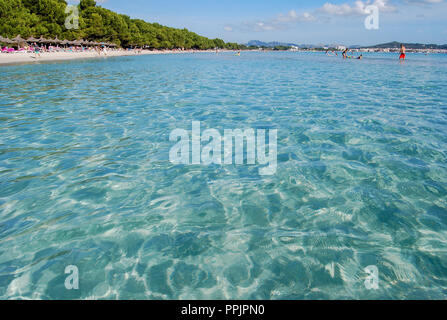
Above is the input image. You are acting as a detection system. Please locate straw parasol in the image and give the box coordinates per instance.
[12,35,26,44]
[26,36,39,43]
[52,36,62,44]
[60,39,69,45]
[1,37,14,44]
[38,36,50,43]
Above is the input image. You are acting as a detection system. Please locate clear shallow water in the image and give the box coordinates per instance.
[1,52,447,299]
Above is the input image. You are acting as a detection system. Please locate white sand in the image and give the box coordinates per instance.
[0,49,206,66]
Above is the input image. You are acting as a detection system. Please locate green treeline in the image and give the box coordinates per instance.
[0,0,241,49]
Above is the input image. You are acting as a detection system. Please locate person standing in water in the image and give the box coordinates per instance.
[399,44,406,60]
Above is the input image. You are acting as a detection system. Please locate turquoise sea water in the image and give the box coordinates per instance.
[1,52,447,299]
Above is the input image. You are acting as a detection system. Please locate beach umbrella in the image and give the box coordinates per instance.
[60,39,69,45]
[44,37,58,44]
[1,37,14,44]
[12,35,26,43]
[26,36,39,43]
[38,36,50,43]
[73,39,83,46]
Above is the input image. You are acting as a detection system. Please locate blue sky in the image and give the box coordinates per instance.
[93,0,447,45]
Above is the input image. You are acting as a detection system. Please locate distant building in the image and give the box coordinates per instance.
[337,45,347,51]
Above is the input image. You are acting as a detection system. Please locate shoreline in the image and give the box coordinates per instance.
[0,49,227,66]
[3,49,440,66]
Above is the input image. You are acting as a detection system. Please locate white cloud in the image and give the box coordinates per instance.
[226,0,445,33]
[276,10,316,23]
[319,0,397,16]
[224,10,315,32]
[404,0,444,3]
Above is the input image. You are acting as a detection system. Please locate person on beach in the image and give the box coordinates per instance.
[399,44,406,60]
[34,45,41,59]
[342,48,348,59]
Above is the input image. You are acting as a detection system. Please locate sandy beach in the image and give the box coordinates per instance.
[0,49,210,66]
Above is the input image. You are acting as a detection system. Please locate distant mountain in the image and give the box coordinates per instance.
[366,41,447,49]
[247,40,347,49]
[246,40,447,50]
[246,40,300,47]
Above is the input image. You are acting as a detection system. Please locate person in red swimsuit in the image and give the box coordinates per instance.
[399,44,406,60]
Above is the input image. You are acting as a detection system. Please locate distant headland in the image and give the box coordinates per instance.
[245,40,447,53]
